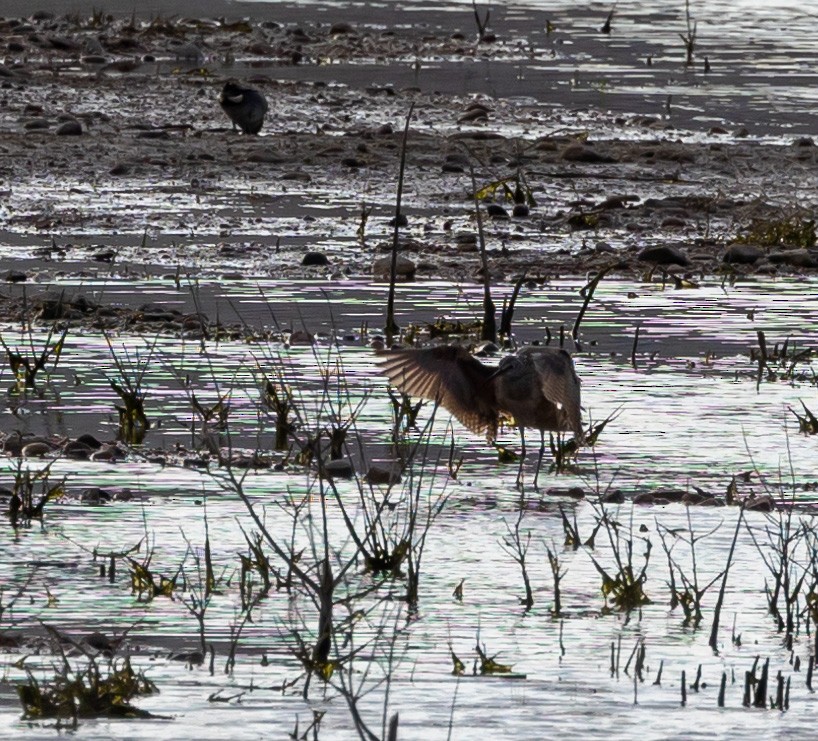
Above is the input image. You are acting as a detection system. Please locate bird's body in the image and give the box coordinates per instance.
[377,345,583,484]
[220,81,268,135]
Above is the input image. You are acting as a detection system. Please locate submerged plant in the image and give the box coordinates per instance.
[17,630,157,725]
[0,322,68,392]
[8,460,64,529]
[104,333,155,444]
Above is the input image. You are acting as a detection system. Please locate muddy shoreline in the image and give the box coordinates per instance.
[0,3,818,332]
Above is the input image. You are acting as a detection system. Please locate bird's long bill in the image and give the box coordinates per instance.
[486,363,511,381]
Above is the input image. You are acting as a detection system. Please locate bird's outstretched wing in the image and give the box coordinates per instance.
[529,349,584,438]
[376,346,499,440]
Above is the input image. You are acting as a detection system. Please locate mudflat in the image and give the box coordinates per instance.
[1,0,817,316]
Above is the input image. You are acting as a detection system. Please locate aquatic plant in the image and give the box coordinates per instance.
[679,0,698,66]
[657,510,728,627]
[0,318,67,392]
[103,333,154,445]
[7,460,64,530]
[16,629,157,725]
[499,496,535,610]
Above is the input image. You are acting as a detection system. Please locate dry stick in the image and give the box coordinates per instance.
[754,658,769,708]
[631,324,641,369]
[756,329,768,392]
[498,271,528,340]
[572,265,612,351]
[718,672,726,707]
[384,102,415,341]
[708,507,745,652]
[681,670,687,706]
[653,659,663,686]
[468,162,497,343]
[808,656,814,691]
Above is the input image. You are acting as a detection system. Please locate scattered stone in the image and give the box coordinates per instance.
[458,107,489,123]
[485,203,509,219]
[389,213,409,227]
[56,119,82,136]
[767,249,818,268]
[561,142,617,163]
[365,465,402,485]
[3,269,26,282]
[330,22,355,35]
[637,244,691,266]
[24,118,49,130]
[81,487,113,504]
[373,255,415,279]
[288,329,315,345]
[85,632,114,653]
[512,204,530,218]
[22,441,54,458]
[723,243,763,265]
[302,251,329,266]
[323,458,354,479]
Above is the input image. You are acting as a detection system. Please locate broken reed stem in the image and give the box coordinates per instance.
[559,619,565,657]
[498,271,528,340]
[467,162,497,343]
[718,672,726,707]
[385,102,415,340]
[709,507,745,652]
[681,670,687,706]
[807,655,814,691]
[572,265,611,349]
[631,324,640,369]
[653,659,663,686]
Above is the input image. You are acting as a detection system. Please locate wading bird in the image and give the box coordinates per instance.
[220,81,268,135]
[377,345,583,486]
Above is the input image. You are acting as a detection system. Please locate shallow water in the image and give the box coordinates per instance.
[4,0,818,736]
[2,275,818,738]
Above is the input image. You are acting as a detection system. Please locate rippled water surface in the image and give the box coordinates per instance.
[3,0,818,737]
[2,274,818,739]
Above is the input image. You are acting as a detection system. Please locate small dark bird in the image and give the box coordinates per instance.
[219,81,268,135]
[377,345,583,486]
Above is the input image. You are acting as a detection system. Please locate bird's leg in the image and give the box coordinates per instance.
[515,426,526,489]
[534,430,545,489]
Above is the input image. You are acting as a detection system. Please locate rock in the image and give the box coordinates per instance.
[512,204,530,218]
[767,249,818,268]
[56,120,82,136]
[633,492,655,505]
[302,251,329,266]
[288,330,315,345]
[4,269,26,282]
[458,107,489,123]
[485,204,509,219]
[323,458,354,479]
[81,487,112,503]
[85,632,114,653]
[637,244,691,266]
[365,465,402,485]
[389,213,409,228]
[330,22,355,35]
[723,243,763,265]
[63,440,94,459]
[561,143,617,163]
[24,118,50,130]
[22,441,53,458]
[373,255,415,280]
